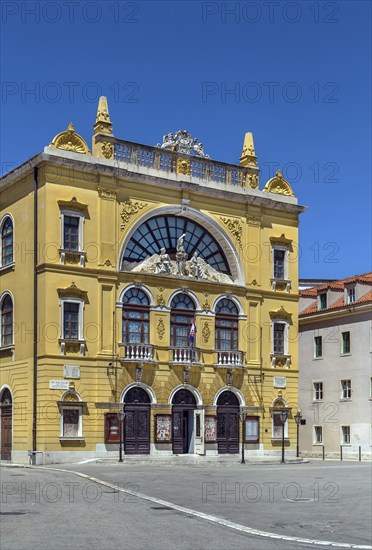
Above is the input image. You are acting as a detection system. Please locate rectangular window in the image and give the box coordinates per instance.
[273,249,285,279]
[105,413,121,443]
[342,426,350,444]
[63,215,80,251]
[273,323,285,354]
[314,382,323,401]
[272,412,288,439]
[347,287,356,304]
[319,293,327,310]
[342,331,351,354]
[62,409,79,437]
[314,336,322,358]
[314,426,323,444]
[341,379,351,399]
[63,302,80,340]
[245,417,259,443]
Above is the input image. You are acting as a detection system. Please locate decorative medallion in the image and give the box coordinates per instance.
[120,199,148,230]
[220,217,243,249]
[202,299,210,310]
[263,170,294,197]
[50,123,90,155]
[202,322,211,344]
[176,157,191,176]
[156,319,165,340]
[156,130,210,158]
[245,173,259,189]
[156,294,165,307]
[101,142,114,159]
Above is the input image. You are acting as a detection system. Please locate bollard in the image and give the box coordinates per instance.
[340,445,343,461]
[359,446,361,461]
[322,445,325,460]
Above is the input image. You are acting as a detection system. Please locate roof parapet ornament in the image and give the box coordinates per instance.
[156,130,210,158]
[240,132,258,168]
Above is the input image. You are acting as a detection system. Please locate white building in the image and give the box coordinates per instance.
[298,273,372,459]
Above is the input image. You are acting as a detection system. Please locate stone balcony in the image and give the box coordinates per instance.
[214,350,245,368]
[170,347,202,365]
[119,343,155,362]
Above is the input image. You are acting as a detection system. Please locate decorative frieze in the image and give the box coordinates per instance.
[220,217,243,249]
[156,319,165,340]
[120,199,148,230]
[202,322,211,344]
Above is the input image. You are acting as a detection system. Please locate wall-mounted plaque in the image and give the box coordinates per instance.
[50,380,70,390]
[64,365,80,379]
[274,376,286,388]
[155,415,172,443]
[205,415,217,442]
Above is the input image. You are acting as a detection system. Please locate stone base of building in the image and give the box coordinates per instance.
[10,446,298,465]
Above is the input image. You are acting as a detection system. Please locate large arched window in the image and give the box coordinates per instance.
[122,215,230,274]
[122,289,150,344]
[1,294,13,347]
[170,294,195,348]
[215,298,239,351]
[1,217,13,266]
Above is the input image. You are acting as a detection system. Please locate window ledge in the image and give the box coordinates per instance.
[271,438,290,442]
[0,262,15,274]
[313,357,323,361]
[59,249,86,267]
[59,437,84,441]
[271,278,291,292]
[340,353,351,357]
[340,399,352,402]
[312,399,324,403]
[313,443,323,446]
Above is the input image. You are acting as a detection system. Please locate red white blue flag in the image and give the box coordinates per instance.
[189,318,196,346]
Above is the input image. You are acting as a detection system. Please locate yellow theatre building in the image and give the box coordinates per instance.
[0,98,305,463]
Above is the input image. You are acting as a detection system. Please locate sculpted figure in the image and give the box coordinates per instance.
[157,247,172,274]
[176,233,188,275]
[190,252,203,278]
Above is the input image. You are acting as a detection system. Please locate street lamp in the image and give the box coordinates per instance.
[279,409,289,463]
[118,410,125,463]
[239,410,247,464]
[294,411,302,458]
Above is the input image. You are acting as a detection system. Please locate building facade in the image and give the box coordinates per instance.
[0,98,305,464]
[299,274,372,459]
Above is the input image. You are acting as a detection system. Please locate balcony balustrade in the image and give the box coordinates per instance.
[171,347,201,364]
[215,350,245,368]
[95,135,258,190]
[120,343,154,362]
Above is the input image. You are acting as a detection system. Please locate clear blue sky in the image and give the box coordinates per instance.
[1,1,371,279]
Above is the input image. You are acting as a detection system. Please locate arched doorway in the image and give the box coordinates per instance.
[217,391,239,454]
[0,388,12,460]
[172,389,197,454]
[123,387,150,455]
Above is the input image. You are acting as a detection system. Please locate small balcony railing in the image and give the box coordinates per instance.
[171,347,201,364]
[120,343,154,362]
[215,350,245,367]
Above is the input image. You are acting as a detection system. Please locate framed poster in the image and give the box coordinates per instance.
[244,416,259,443]
[104,413,121,443]
[205,415,217,443]
[155,414,172,443]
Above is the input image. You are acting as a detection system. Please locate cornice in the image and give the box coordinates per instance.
[1,150,306,215]
[299,302,372,325]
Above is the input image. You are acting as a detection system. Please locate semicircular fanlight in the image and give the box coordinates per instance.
[122,215,231,274]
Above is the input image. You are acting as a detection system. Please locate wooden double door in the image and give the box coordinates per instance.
[1,389,12,460]
[124,388,150,455]
[172,389,197,454]
[217,391,239,454]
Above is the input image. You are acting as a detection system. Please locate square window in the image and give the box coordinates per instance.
[314,426,323,444]
[342,332,351,354]
[341,379,351,399]
[314,382,323,401]
[314,336,322,358]
[342,426,350,444]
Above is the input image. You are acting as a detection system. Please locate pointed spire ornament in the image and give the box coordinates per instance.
[93,96,113,136]
[240,132,258,168]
